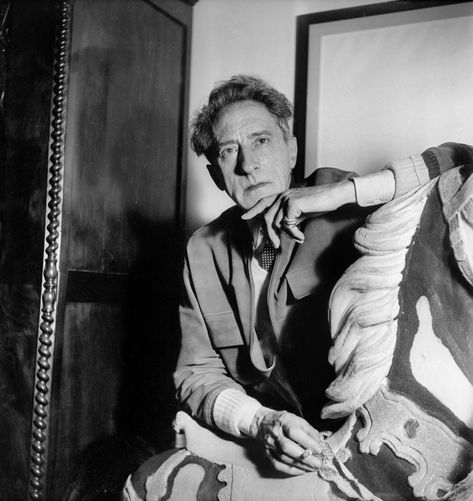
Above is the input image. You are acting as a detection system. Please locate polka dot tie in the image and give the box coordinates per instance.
[259,240,278,272]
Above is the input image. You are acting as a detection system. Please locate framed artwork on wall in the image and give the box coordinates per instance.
[293,0,473,180]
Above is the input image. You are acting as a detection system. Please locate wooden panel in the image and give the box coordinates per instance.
[48,303,126,497]
[0,284,40,500]
[0,1,56,499]
[66,270,127,303]
[49,281,180,498]
[45,0,193,498]
[0,1,8,191]
[63,0,187,273]
[0,0,193,498]
[2,0,55,283]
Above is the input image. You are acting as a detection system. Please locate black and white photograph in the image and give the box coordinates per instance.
[1,1,472,500]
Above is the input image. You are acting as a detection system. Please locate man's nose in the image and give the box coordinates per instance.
[237,147,258,174]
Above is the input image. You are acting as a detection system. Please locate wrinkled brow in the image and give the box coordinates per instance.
[217,129,273,147]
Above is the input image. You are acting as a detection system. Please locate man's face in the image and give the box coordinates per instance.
[209,100,297,210]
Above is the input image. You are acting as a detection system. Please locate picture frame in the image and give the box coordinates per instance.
[293,0,473,180]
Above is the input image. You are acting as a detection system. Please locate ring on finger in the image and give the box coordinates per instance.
[300,448,313,460]
[283,217,297,227]
[264,434,275,450]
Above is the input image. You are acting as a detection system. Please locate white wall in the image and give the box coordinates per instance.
[186,0,389,232]
[306,3,473,178]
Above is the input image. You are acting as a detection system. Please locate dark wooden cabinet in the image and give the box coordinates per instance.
[0,1,195,499]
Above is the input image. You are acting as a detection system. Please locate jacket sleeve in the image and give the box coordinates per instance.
[173,248,245,427]
[386,142,473,198]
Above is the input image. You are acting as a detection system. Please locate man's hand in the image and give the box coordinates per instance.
[249,408,325,476]
[241,180,356,248]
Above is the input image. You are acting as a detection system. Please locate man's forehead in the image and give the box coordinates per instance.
[214,101,281,142]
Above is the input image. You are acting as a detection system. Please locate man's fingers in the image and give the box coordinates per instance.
[276,435,321,470]
[281,224,305,244]
[304,424,326,443]
[241,195,277,220]
[286,425,324,457]
[265,448,311,476]
[241,192,308,246]
[277,197,305,244]
[262,196,284,247]
[273,205,285,230]
[268,445,316,472]
[284,198,303,222]
[265,416,322,470]
[266,224,280,249]
[280,213,305,244]
[259,411,329,476]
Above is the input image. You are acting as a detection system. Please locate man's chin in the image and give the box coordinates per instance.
[239,189,280,211]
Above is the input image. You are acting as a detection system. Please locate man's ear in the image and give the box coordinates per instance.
[288,136,298,170]
[207,163,226,191]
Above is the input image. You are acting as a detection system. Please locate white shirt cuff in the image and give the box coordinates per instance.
[352,170,395,207]
[213,388,263,437]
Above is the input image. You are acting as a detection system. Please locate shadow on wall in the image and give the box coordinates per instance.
[52,34,188,497]
[65,213,183,501]
[118,212,183,451]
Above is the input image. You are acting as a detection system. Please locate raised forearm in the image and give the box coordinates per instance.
[385,142,473,198]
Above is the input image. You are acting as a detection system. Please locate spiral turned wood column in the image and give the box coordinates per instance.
[28,1,71,499]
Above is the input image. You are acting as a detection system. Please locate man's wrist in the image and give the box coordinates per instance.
[342,179,357,205]
[248,406,274,439]
[352,170,395,207]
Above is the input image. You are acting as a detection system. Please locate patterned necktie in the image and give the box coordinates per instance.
[259,239,278,272]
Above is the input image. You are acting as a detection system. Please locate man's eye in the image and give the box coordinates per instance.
[219,147,237,159]
[256,137,269,145]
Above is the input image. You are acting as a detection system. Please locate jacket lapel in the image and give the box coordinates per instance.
[267,233,297,337]
[227,214,254,346]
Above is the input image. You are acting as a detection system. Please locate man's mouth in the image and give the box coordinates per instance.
[246,182,270,192]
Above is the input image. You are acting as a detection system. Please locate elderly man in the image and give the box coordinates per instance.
[175,74,466,471]
[124,75,471,500]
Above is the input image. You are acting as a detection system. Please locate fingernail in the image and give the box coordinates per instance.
[307,458,321,469]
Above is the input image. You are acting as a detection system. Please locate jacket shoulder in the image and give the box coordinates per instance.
[187,205,244,252]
